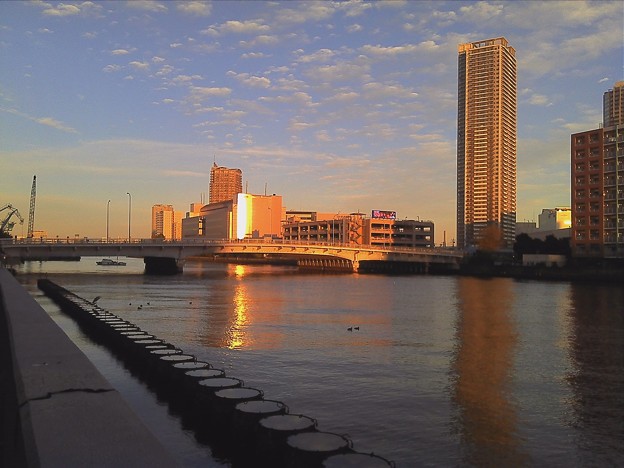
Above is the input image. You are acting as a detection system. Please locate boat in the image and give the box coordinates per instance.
[96,258,126,266]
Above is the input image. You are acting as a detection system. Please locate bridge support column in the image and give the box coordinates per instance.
[144,257,184,275]
[352,259,359,272]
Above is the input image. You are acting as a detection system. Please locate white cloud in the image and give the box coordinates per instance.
[111,49,130,55]
[128,61,150,71]
[227,71,272,89]
[361,41,438,58]
[458,1,504,22]
[176,1,212,17]
[347,24,362,33]
[202,20,270,36]
[296,48,336,63]
[102,64,121,73]
[41,1,103,17]
[125,1,168,13]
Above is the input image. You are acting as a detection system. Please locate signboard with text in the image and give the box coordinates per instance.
[372,210,397,220]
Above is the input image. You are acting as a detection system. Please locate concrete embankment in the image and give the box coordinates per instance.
[0,268,177,467]
[35,278,395,467]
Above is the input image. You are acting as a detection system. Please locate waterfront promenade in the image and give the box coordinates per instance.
[0,268,177,466]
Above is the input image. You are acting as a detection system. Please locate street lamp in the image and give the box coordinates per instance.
[127,192,131,242]
[106,199,111,242]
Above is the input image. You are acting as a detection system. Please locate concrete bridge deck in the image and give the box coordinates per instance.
[1,238,462,273]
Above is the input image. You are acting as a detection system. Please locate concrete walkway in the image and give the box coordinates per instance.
[0,268,177,467]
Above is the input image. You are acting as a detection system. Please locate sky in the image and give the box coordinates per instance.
[1,0,622,244]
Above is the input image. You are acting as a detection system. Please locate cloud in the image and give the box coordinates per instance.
[41,1,103,17]
[274,3,336,25]
[296,48,336,63]
[111,49,130,55]
[102,64,121,73]
[306,60,371,83]
[176,1,212,17]
[346,24,362,33]
[202,20,270,36]
[227,71,271,89]
[458,1,504,22]
[361,41,439,58]
[36,117,78,133]
[125,1,168,13]
[1,107,77,133]
[128,60,150,71]
[42,3,80,16]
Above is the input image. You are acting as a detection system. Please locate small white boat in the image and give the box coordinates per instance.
[96,258,126,266]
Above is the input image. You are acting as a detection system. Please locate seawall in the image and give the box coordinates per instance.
[0,268,177,467]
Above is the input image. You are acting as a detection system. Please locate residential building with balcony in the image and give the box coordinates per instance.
[571,107,623,258]
[457,37,517,249]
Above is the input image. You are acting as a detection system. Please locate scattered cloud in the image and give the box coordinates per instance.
[176,1,212,17]
[125,1,168,13]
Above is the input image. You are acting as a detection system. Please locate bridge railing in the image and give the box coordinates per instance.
[1,237,461,257]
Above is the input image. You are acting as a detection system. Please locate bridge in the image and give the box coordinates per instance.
[0,238,463,274]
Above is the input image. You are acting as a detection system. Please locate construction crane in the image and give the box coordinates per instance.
[27,175,36,238]
[0,204,24,236]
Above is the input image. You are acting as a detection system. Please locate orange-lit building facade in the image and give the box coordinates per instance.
[209,163,242,204]
[151,204,183,240]
[182,194,282,240]
[457,37,517,249]
[282,213,435,248]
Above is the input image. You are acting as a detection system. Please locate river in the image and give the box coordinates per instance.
[14,258,624,467]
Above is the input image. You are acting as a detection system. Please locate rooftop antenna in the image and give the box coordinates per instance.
[245,181,248,194]
[264,182,267,196]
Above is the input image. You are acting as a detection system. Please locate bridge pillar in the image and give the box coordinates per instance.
[144,257,184,275]
[352,259,360,272]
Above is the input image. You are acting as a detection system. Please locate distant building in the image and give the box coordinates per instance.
[282,212,434,248]
[152,204,174,240]
[182,194,282,240]
[457,37,517,249]
[538,208,571,231]
[571,82,623,258]
[209,163,242,204]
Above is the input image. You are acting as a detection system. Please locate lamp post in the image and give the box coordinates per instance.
[126,192,131,242]
[106,199,111,242]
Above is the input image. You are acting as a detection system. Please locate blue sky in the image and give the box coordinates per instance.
[1,1,622,243]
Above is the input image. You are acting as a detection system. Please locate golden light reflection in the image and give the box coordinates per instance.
[227,271,249,349]
[452,277,526,465]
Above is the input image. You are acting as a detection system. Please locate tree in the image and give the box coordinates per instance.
[477,225,502,252]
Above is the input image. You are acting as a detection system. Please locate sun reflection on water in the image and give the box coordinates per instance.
[228,265,248,349]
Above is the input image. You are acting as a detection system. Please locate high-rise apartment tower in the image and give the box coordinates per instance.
[457,37,517,249]
[603,81,624,127]
[209,163,243,204]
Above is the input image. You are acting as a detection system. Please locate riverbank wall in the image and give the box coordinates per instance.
[0,268,177,467]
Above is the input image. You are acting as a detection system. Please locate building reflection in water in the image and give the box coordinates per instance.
[567,284,624,465]
[451,277,526,466]
[228,265,248,349]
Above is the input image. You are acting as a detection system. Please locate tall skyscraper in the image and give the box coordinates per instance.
[603,81,624,127]
[209,163,243,204]
[457,37,517,249]
[571,81,623,258]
